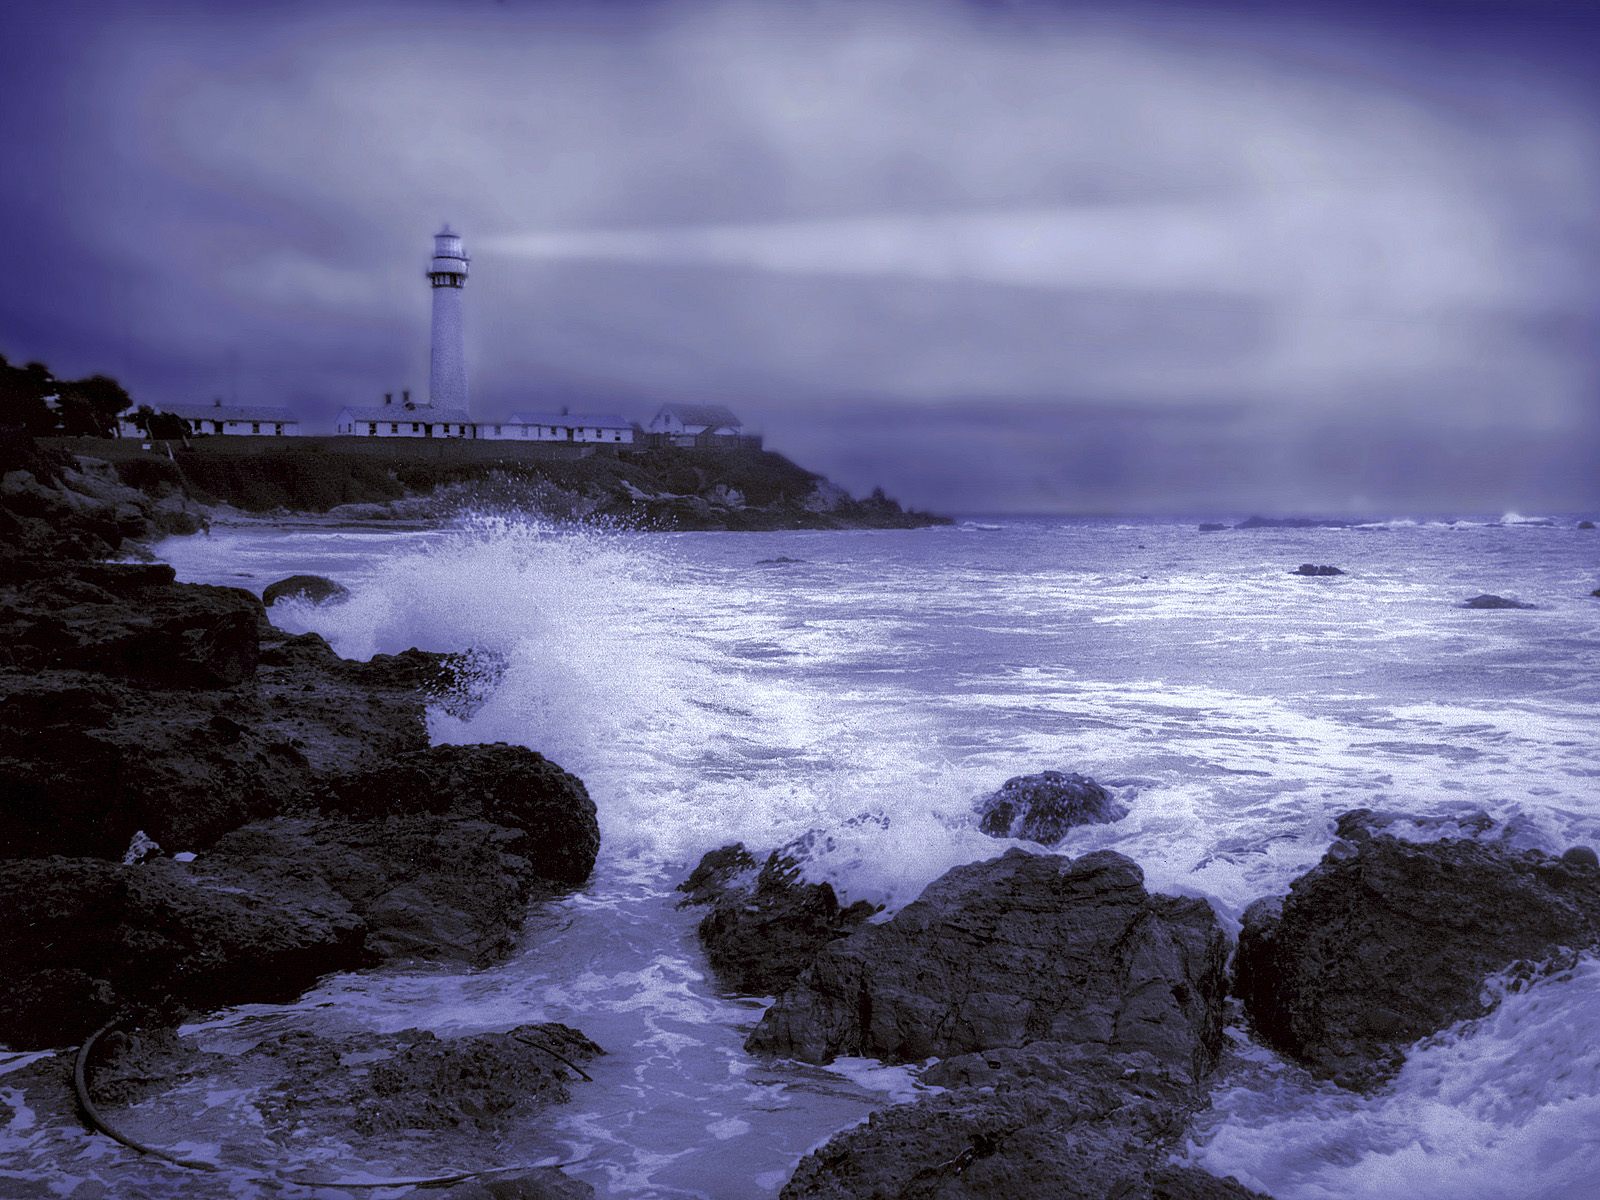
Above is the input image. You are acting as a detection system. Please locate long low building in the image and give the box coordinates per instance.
[480,411,635,444]
[334,403,475,438]
[119,401,302,438]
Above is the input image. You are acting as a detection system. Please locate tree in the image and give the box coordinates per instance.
[56,374,132,438]
[129,404,190,441]
[0,355,60,435]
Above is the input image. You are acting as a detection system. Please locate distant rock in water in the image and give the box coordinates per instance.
[1461,594,1536,610]
[678,843,876,996]
[1578,520,1595,529]
[748,848,1228,1083]
[1234,515,1351,529]
[755,556,808,566]
[1234,809,1600,1089]
[975,770,1124,843]
[1291,564,1345,576]
[1197,522,1227,532]
[262,574,350,607]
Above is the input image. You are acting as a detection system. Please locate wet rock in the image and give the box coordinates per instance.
[1235,816,1600,1088]
[317,744,600,887]
[678,843,877,996]
[0,855,367,1048]
[975,770,1125,843]
[1290,564,1344,576]
[227,1022,602,1137]
[438,1170,596,1200]
[1564,846,1599,868]
[1461,594,1536,610]
[1197,522,1226,532]
[1578,520,1595,530]
[748,849,1228,1082]
[210,812,563,966]
[779,1045,1270,1200]
[262,573,350,607]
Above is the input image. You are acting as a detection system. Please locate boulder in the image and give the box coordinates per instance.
[1197,523,1226,532]
[779,1045,1270,1200]
[262,573,350,607]
[1290,564,1344,576]
[1461,594,1536,610]
[747,849,1228,1082]
[1578,520,1595,530]
[1234,812,1600,1088]
[678,843,877,995]
[975,771,1124,843]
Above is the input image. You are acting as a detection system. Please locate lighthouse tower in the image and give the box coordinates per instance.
[427,226,469,410]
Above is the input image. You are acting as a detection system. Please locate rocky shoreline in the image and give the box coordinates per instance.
[5,430,1600,1198]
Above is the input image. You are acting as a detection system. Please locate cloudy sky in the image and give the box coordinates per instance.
[2,0,1597,514]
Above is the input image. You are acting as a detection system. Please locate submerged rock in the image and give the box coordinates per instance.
[1578,520,1595,530]
[1461,593,1536,609]
[1235,813,1600,1088]
[262,573,350,607]
[1197,522,1227,532]
[975,770,1124,843]
[1290,564,1344,576]
[779,1045,1269,1200]
[747,849,1228,1082]
[678,843,877,996]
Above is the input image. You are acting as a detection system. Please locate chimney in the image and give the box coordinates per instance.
[384,392,393,406]
[402,389,411,407]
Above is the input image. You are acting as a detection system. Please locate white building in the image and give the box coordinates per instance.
[647,403,742,444]
[335,394,475,438]
[118,400,301,438]
[484,411,634,444]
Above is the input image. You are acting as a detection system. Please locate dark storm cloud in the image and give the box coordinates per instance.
[1,0,1596,512]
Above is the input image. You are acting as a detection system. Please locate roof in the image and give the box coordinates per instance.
[507,412,633,428]
[654,403,741,429]
[168,404,299,423]
[336,406,474,423]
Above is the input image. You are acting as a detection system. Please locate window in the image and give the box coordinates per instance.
[367,423,377,436]
[251,422,261,434]
[412,423,420,433]
[274,424,283,435]
[494,425,501,436]
[391,424,399,434]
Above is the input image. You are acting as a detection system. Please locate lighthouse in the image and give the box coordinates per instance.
[427,226,469,410]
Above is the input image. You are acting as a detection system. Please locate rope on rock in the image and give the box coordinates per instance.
[73,1018,586,1191]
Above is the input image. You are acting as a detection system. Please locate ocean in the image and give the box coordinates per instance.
[5,513,1598,1198]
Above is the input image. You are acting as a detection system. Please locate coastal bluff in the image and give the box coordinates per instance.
[42,435,950,531]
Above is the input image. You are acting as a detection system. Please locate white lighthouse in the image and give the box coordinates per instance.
[427,225,469,410]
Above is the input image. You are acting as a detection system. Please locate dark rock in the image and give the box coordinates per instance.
[262,573,350,607]
[678,843,877,996]
[748,849,1228,1082]
[1564,846,1599,868]
[1461,594,1536,609]
[1235,820,1600,1088]
[317,743,599,887]
[0,855,367,1048]
[779,1045,1270,1200]
[975,770,1125,843]
[438,1170,596,1200]
[1197,523,1226,532]
[1291,564,1344,576]
[1578,520,1595,530]
[0,562,261,688]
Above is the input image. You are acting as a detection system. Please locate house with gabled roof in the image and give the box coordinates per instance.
[646,403,743,445]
